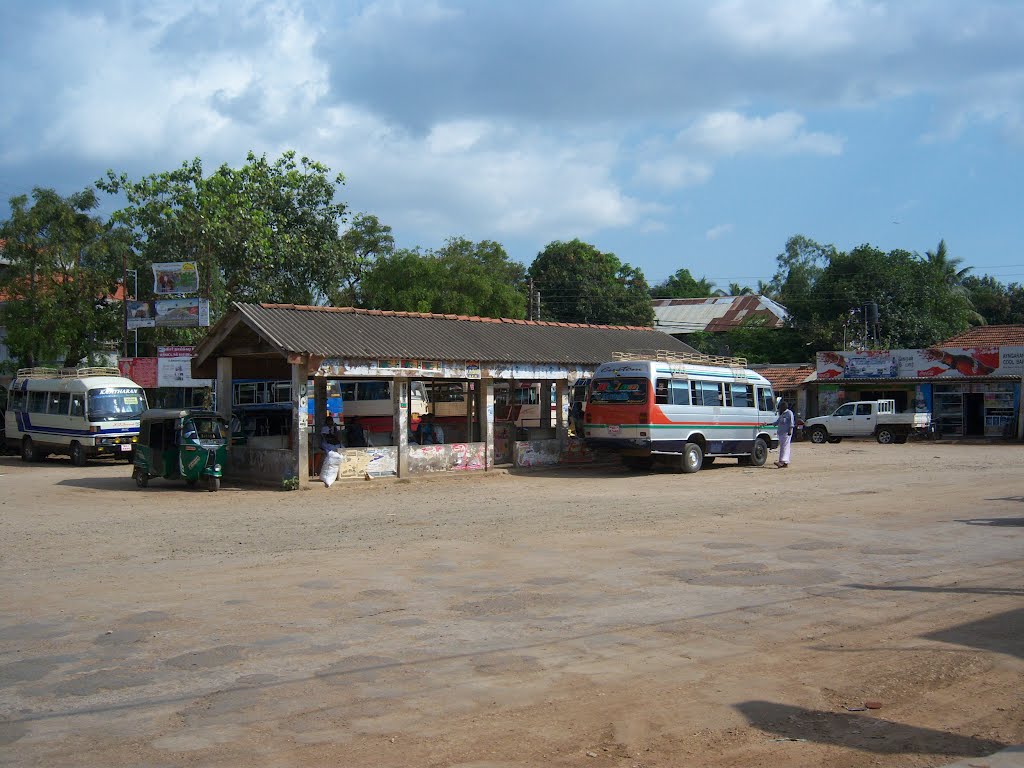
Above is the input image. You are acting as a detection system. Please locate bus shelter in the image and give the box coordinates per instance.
[191,303,696,487]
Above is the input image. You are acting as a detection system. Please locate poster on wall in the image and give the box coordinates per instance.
[118,357,158,388]
[127,298,210,329]
[817,346,1022,380]
[152,262,200,295]
[157,346,213,388]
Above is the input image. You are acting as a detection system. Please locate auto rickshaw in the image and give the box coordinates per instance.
[132,409,228,491]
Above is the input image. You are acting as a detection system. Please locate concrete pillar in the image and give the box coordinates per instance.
[393,377,409,477]
[541,380,554,429]
[313,376,327,438]
[291,362,309,488]
[555,379,568,443]
[480,376,494,469]
[216,356,232,421]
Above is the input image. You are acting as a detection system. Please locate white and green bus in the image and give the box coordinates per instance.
[4,367,148,465]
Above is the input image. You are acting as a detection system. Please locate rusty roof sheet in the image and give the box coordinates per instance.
[652,295,789,333]
[940,325,1024,347]
[199,303,696,365]
[751,365,816,389]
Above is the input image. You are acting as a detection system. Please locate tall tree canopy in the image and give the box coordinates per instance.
[360,237,527,317]
[529,239,653,326]
[330,213,395,306]
[0,187,129,368]
[649,268,716,298]
[98,151,348,320]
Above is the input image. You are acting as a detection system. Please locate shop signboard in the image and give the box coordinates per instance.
[152,262,200,295]
[127,298,210,329]
[817,346,1024,380]
[158,346,213,388]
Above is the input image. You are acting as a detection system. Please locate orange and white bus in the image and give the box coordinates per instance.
[583,354,777,472]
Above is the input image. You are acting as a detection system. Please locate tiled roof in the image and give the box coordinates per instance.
[195,303,697,365]
[751,365,815,390]
[940,325,1024,347]
[652,295,789,333]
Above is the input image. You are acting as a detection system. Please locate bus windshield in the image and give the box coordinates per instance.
[589,378,648,404]
[87,387,147,421]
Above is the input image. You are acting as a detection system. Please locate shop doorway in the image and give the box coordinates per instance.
[964,393,986,436]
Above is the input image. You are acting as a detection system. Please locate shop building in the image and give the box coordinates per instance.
[816,325,1024,438]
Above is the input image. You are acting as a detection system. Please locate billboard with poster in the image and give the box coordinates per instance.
[127,298,209,329]
[817,346,1023,380]
[157,346,213,388]
[152,262,200,295]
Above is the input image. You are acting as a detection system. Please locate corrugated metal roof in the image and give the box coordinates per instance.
[652,295,788,333]
[940,325,1024,347]
[197,303,697,365]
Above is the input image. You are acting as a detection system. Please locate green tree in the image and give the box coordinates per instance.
[650,268,716,298]
[330,213,395,306]
[529,239,654,326]
[97,151,348,332]
[0,187,129,368]
[361,237,527,317]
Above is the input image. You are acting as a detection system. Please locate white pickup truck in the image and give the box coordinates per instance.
[805,399,932,445]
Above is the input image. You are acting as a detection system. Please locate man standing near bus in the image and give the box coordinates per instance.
[773,400,795,468]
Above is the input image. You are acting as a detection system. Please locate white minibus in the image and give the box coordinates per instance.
[4,367,148,464]
[584,353,778,472]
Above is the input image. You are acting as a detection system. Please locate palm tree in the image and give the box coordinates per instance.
[925,239,971,287]
[728,282,753,296]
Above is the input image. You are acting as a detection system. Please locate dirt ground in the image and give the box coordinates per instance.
[0,440,1021,767]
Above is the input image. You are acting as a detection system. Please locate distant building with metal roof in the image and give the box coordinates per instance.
[652,295,789,336]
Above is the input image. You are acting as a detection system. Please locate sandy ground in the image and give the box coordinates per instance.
[0,440,1021,767]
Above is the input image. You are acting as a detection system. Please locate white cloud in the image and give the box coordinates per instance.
[679,111,844,156]
[634,157,713,190]
[706,223,734,241]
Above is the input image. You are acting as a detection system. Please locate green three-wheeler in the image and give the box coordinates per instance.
[132,409,228,492]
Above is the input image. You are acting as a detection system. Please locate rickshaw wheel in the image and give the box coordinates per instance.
[133,468,149,488]
[208,476,220,492]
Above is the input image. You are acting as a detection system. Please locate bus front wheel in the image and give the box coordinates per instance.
[70,441,87,467]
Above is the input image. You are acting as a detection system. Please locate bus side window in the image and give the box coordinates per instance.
[57,393,71,415]
[731,383,752,408]
[655,379,670,404]
[29,391,47,413]
[670,380,689,406]
[47,393,61,414]
[71,395,85,417]
[757,388,774,411]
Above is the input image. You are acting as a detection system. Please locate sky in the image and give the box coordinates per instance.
[1,0,1023,291]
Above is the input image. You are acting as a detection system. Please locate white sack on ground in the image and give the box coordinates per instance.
[321,450,342,487]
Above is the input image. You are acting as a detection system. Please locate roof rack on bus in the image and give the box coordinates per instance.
[15,366,123,379]
[612,350,748,368]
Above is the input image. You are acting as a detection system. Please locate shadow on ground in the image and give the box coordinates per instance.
[734,700,1006,757]
[923,607,1024,660]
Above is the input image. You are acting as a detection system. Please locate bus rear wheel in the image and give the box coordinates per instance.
[21,437,39,463]
[678,442,703,474]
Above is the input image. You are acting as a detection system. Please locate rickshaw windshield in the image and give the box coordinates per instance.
[186,417,226,441]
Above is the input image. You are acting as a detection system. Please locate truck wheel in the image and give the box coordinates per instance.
[70,441,87,466]
[809,426,828,444]
[876,428,895,444]
[679,442,703,474]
